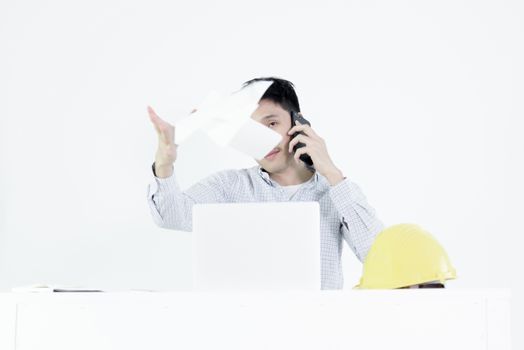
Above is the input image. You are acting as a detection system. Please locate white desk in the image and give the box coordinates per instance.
[0,289,511,350]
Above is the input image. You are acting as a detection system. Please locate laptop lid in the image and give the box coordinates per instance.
[192,201,321,291]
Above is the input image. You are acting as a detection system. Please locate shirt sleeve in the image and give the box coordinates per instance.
[147,167,231,232]
[328,178,384,262]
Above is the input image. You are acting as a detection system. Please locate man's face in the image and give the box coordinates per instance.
[251,99,296,173]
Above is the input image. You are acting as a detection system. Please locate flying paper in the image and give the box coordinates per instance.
[174,81,282,160]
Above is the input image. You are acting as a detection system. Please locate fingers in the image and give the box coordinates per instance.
[147,108,161,135]
[147,106,176,146]
[147,105,162,129]
[293,146,310,163]
[288,134,310,153]
[147,105,159,121]
[287,121,320,139]
[147,105,172,132]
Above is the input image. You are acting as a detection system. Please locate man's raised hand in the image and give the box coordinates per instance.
[148,105,177,178]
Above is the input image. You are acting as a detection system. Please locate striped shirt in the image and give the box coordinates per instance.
[147,165,384,289]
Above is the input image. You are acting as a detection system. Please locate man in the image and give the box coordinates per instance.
[147,77,384,289]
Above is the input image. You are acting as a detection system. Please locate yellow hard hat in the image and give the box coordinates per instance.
[355,224,457,289]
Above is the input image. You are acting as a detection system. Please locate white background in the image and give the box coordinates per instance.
[1,0,522,347]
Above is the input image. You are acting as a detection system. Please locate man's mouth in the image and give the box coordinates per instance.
[264,148,280,158]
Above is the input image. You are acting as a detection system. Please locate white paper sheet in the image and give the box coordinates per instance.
[174,80,282,159]
[228,118,283,160]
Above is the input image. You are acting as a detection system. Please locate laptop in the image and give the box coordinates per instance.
[192,201,321,291]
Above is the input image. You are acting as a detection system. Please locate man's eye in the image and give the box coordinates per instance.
[269,121,277,127]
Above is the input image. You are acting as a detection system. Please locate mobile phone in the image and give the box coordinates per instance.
[290,110,315,171]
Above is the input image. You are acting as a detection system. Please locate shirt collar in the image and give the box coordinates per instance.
[256,166,319,188]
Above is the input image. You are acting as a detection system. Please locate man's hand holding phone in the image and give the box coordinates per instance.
[287,114,345,186]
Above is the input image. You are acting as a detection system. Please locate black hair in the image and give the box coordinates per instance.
[242,77,300,113]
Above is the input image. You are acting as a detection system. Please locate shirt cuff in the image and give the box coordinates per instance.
[147,166,181,199]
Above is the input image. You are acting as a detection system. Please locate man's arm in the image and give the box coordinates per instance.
[147,167,230,231]
[286,121,383,261]
[146,105,230,231]
[328,178,384,262]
